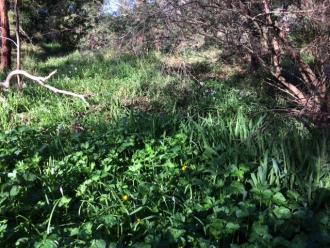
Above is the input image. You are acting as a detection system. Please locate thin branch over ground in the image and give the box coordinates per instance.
[0,70,89,105]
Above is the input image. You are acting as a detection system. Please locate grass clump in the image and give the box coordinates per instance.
[0,49,329,247]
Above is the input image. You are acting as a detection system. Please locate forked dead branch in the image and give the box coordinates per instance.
[0,69,89,105]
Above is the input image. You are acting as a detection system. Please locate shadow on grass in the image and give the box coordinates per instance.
[1,104,329,247]
[34,42,74,62]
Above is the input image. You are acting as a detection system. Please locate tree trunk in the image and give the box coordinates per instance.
[15,0,22,89]
[0,0,11,71]
[261,0,329,125]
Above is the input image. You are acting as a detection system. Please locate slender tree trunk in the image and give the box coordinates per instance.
[14,0,22,89]
[0,0,11,71]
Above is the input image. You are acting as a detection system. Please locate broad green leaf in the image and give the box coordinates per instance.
[225,222,240,234]
[169,228,185,240]
[90,239,106,248]
[273,206,291,219]
[272,192,286,205]
[100,215,117,227]
[208,219,224,239]
[9,186,21,197]
[58,196,71,207]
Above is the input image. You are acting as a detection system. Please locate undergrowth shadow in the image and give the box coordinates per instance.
[1,105,329,246]
[33,42,74,62]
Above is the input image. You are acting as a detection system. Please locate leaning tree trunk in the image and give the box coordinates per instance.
[261,0,329,125]
[0,0,11,71]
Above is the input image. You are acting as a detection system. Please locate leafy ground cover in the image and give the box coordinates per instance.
[0,48,329,247]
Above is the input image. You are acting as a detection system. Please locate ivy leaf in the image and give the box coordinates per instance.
[225,222,240,234]
[34,239,58,248]
[90,239,106,248]
[69,227,80,237]
[0,220,7,239]
[250,222,272,241]
[169,228,185,241]
[82,222,93,236]
[129,162,143,172]
[208,219,224,239]
[273,206,291,219]
[58,196,71,208]
[100,215,117,228]
[8,170,17,179]
[272,192,286,205]
[9,186,21,197]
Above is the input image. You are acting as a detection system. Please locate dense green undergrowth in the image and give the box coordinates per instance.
[0,50,329,247]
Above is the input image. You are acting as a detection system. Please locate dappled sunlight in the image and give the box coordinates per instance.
[1,50,329,246]
[0,0,329,245]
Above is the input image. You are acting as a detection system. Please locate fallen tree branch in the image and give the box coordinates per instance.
[0,69,89,105]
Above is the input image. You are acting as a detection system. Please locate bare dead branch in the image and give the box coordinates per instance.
[0,70,89,105]
[0,35,18,47]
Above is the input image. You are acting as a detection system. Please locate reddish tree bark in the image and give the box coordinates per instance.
[0,0,11,71]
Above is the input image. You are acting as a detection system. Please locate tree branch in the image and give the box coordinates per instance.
[0,69,89,105]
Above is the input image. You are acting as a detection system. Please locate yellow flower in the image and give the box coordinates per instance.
[137,218,141,223]
[122,194,129,201]
[182,165,188,172]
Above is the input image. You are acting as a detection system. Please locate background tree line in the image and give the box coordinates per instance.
[0,0,329,126]
[99,0,330,126]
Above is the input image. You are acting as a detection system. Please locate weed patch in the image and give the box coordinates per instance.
[0,51,329,247]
